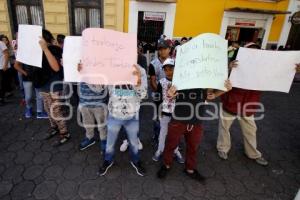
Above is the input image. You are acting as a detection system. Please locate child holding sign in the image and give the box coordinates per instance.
[77,63,108,153]
[157,80,232,182]
[99,64,148,177]
[152,58,184,164]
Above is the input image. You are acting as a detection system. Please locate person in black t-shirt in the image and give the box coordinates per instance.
[38,29,69,147]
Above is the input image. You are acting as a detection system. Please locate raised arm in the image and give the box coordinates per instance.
[39,37,60,72]
[207,79,232,101]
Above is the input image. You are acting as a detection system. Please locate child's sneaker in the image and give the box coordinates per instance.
[157,165,170,179]
[152,151,161,162]
[25,108,32,118]
[184,169,206,184]
[120,140,129,152]
[138,139,143,150]
[99,160,114,176]
[130,161,146,177]
[52,134,71,147]
[79,137,96,151]
[44,127,59,140]
[218,151,228,160]
[255,157,268,166]
[37,112,49,119]
[175,151,185,164]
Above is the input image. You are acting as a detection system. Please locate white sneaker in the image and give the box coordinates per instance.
[255,157,268,166]
[152,150,161,162]
[120,140,129,152]
[174,150,184,164]
[138,139,143,150]
[218,151,228,160]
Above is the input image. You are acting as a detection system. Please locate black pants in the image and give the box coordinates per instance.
[3,67,14,93]
[0,70,4,100]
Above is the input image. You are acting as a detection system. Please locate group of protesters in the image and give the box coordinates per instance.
[1,28,300,182]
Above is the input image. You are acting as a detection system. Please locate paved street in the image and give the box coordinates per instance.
[0,83,299,200]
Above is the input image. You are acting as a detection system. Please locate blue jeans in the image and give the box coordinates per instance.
[105,116,140,163]
[18,73,24,98]
[23,81,44,113]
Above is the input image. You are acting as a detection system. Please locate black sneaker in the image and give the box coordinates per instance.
[184,169,206,184]
[45,127,59,140]
[0,99,5,106]
[157,165,170,179]
[99,160,114,176]
[130,161,146,177]
[52,134,70,147]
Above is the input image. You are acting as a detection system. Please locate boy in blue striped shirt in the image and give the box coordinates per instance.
[78,80,108,153]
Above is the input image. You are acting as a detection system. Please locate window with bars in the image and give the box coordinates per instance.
[70,0,103,35]
[9,0,44,33]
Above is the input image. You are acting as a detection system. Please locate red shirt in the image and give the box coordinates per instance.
[221,88,261,116]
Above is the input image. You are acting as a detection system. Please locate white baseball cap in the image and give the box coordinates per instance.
[163,58,175,68]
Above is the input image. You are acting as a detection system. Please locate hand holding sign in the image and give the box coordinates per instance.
[296,63,300,73]
[132,65,142,87]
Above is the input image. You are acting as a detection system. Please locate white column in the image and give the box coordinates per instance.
[262,15,274,49]
[220,12,229,37]
[278,0,299,47]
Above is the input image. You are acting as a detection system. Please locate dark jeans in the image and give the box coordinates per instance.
[3,67,14,93]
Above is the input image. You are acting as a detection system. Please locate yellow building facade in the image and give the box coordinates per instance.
[0,0,124,39]
[0,0,297,49]
[125,0,295,48]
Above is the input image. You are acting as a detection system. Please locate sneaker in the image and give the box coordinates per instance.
[99,160,114,176]
[52,134,71,147]
[120,140,129,152]
[130,161,146,177]
[25,108,32,118]
[138,139,143,150]
[37,112,49,119]
[255,157,268,166]
[184,169,206,184]
[152,151,161,162]
[174,151,185,164]
[44,127,59,140]
[79,137,96,151]
[218,151,228,160]
[157,165,170,179]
